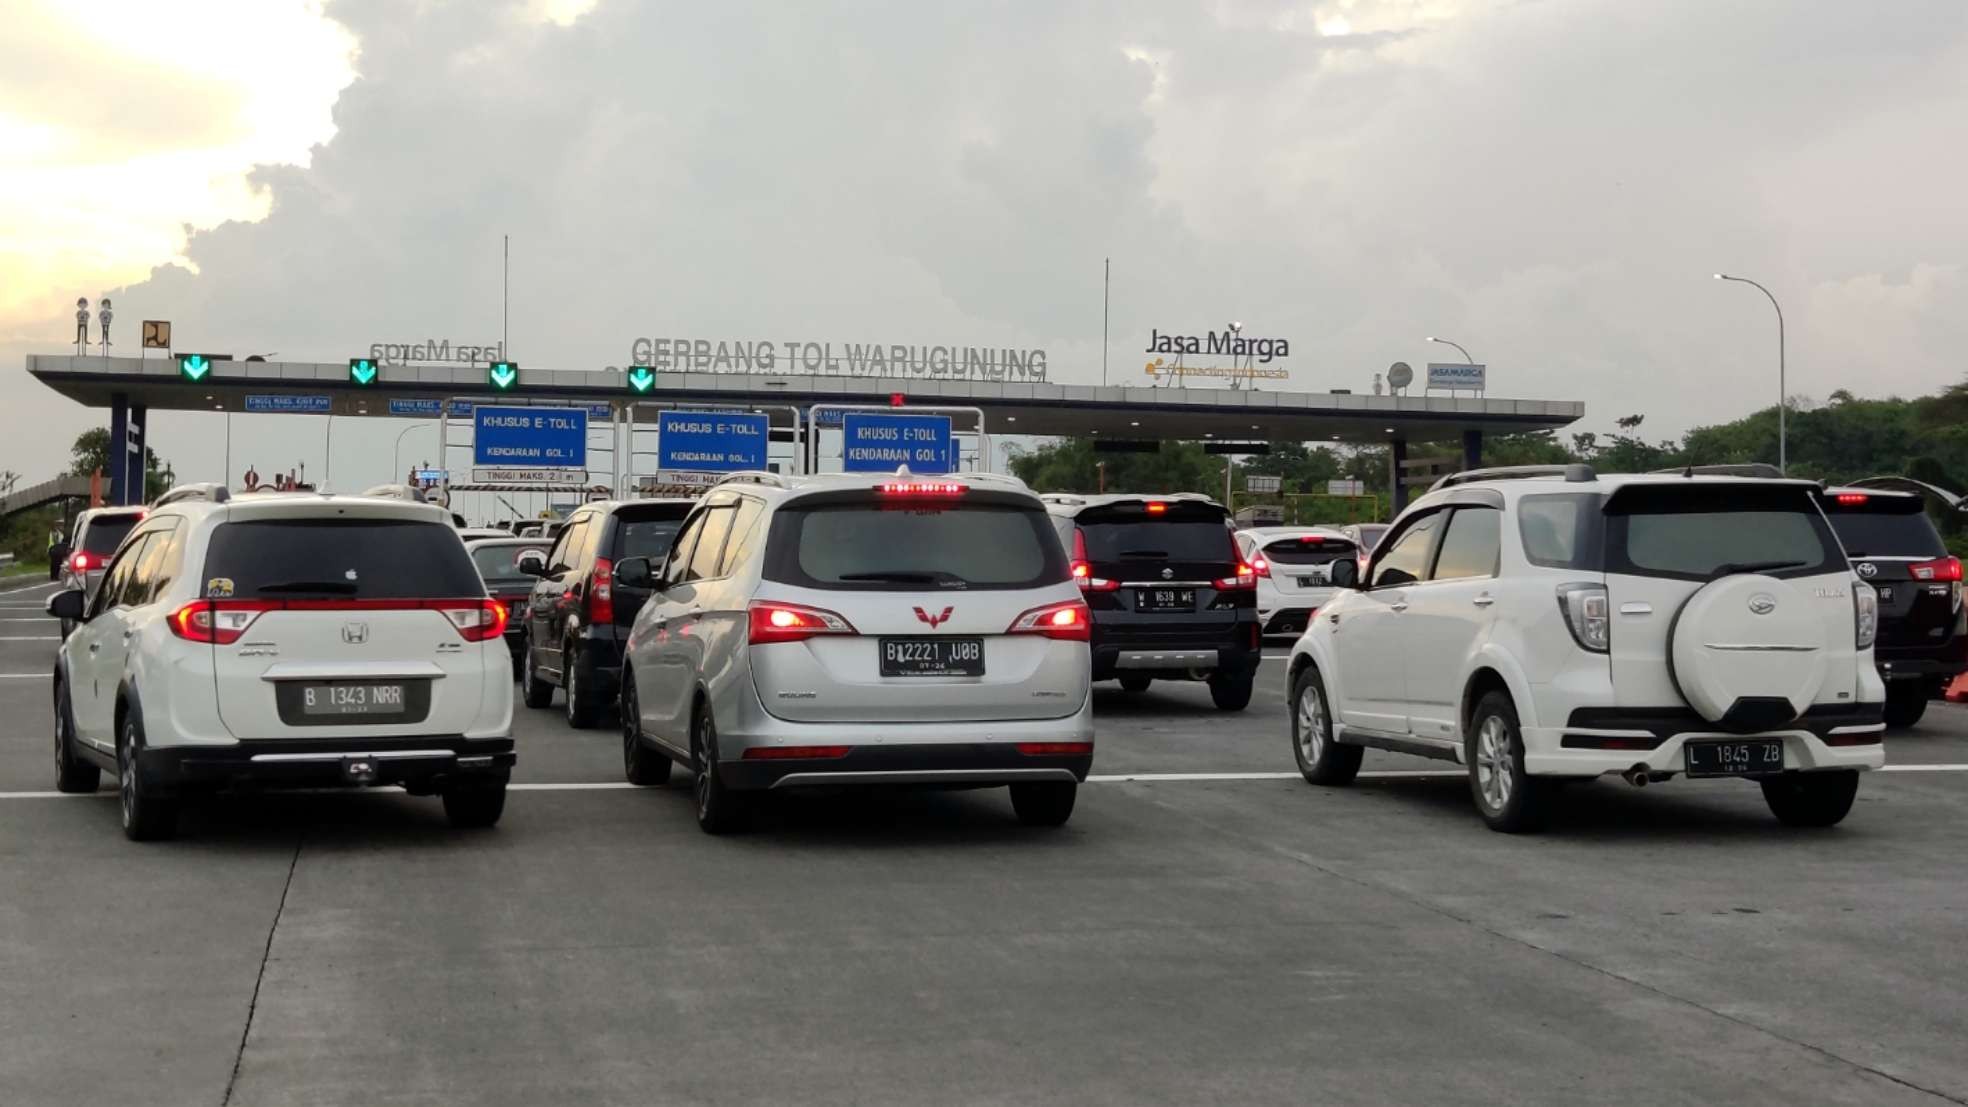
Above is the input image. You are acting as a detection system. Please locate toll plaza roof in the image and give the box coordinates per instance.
[26,354,1584,444]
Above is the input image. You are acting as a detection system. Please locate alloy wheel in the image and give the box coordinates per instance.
[1475,715,1513,811]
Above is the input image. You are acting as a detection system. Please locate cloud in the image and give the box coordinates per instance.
[2,0,1965,497]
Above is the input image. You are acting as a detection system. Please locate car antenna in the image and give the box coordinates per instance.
[1682,465,1694,478]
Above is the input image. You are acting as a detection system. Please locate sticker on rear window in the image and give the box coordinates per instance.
[206,577,235,598]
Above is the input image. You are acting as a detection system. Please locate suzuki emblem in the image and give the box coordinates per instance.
[1747,593,1777,616]
[341,622,370,644]
[1161,567,1174,580]
[1856,562,1878,578]
[913,606,954,629]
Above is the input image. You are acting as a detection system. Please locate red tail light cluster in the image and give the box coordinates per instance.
[1250,556,1271,579]
[1210,532,1257,591]
[589,556,615,624]
[69,552,90,573]
[1006,600,1091,641]
[1014,742,1093,757]
[742,745,853,760]
[168,598,507,645]
[748,601,858,644]
[1911,557,1963,582]
[1070,528,1119,592]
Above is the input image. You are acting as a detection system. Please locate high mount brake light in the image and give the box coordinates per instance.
[1070,527,1119,592]
[1145,502,1167,514]
[749,601,857,644]
[1834,492,1869,505]
[1006,600,1091,641]
[167,598,507,645]
[877,481,965,496]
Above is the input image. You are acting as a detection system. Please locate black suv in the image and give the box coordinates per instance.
[1821,483,1965,728]
[1043,493,1261,710]
[517,499,695,727]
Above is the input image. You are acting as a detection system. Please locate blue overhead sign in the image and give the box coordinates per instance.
[473,406,588,468]
[841,412,954,473]
[245,394,332,414]
[388,400,609,419]
[657,410,768,472]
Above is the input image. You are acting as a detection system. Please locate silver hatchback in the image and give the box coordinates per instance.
[614,471,1094,833]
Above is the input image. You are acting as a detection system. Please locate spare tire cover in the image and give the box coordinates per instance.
[1670,574,1827,725]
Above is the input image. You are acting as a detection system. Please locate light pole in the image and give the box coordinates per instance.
[1714,274,1786,472]
[1426,336,1476,365]
[394,422,432,481]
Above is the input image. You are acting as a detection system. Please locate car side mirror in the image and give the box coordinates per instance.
[1328,558,1361,589]
[516,551,548,577]
[47,589,87,622]
[613,556,657,591]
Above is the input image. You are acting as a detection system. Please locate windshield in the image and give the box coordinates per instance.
[470,543,548,579]
[202,519,485,598]
[765,500,1067,590]
[81,515,140,554]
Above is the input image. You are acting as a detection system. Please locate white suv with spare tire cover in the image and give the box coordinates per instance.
[1285,465,1886,832]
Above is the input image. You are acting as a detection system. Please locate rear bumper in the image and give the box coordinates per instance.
[720,741,1093,791]
[1089,622,1262,680]
[137,735,515,795]
[1523,704,1885,776]
[1875,638,1968,681]
[1260,608,1316,636]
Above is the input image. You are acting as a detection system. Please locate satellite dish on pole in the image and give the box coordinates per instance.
[1388,362,1413,391]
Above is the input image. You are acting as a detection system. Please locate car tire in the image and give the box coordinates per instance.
[520,641,554,709]
[118,709,178,842]
[620,671,672,786]
[441,781,508,828]
[53,679,100,794]
[564,641,600,729]
[691,701,747,835]
[1466,691,1551,833]
[1883,683,1928,729]
[1207,669,1254,711]
[1117,675,1152,693]
[1009,781,1077,827]
[1290,665,1361,786]
[1760,770,1860,828]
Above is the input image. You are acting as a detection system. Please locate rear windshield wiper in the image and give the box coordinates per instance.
[1709,559,1807,580]
[256,580,360,594]
[1117,549,1170,559]
[836,570,967,585]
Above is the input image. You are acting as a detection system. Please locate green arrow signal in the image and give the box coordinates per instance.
[488,362,518,390]
[627,366,655,393]
[349,359,378,385]
[179,354,210,382]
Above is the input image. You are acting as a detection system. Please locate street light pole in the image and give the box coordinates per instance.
[1426,336,1476,365]
[1714,274,1786,473]
[394,422,431,481]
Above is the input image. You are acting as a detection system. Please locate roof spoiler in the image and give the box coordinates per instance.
[1648,463,1786,479]
[1848,475,1966,512]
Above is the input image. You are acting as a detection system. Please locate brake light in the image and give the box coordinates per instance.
[1251,556,1271,579]
[438,599,508,642]
[589,556,614,624]
[742,745,853,760]
[1070,527,1119,592]
[1211,532,1258,590]
[169,600,272,645]
[877,481,965,497]
[1015,742,1093,757]
[1556,583,1610,653]
[69,552,89,572]
[748,601,857,644]
[1006,600,1091,641]
[1835,493,1869,505]
[1911,556,1962,582]
[1146,502,1167,514]
[1299,536,1324,543]
[1855,585,1878,650]
[169,598,510,645]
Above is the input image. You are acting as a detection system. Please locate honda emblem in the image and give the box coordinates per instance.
[913,606,954,629]
[341,622,370,644]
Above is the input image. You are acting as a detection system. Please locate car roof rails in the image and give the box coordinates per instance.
[151,483,231,507]
[1430,464,1595,492]
[1649,463,1786,479]
[360,483,428,502]
[710,471,789,490]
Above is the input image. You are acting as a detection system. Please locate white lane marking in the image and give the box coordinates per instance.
[0,637,57,642]
[3,765,1966,802]
[2,618,54,622]
[0,674,48,679]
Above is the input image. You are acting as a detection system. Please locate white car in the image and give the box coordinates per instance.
[614,470,1093,834]
[1286,465,1886,832]
[1236,526,1356,638]
[47,486,515,840]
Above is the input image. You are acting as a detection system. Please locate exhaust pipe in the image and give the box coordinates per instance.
[1621,764,1651,788]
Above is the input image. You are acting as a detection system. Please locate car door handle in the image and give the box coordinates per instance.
[122,630,136,640]
[1390,602,1409,613]
[88,642,101,653]
[1471,595,1494,607]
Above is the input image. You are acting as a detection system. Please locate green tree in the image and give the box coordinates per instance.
[68,428,173,501]
[1009,438,1223,495]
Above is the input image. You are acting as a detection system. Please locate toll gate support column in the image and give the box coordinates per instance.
[1462,429,1483,471]
[1390,437,1409,515]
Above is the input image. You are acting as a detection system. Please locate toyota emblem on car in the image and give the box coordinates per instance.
[1857,562,1879,578]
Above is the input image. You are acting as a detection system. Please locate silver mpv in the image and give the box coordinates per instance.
[614,471,1094,833]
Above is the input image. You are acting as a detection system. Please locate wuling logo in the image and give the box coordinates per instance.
[913,606,954,629]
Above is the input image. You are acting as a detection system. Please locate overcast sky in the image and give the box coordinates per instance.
[3,0,1965,494]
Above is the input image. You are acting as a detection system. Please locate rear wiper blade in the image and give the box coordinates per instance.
[1118,549,1170,558]
[256,580,360,594]
[1710,559,1807,580]
[837,570,964,584]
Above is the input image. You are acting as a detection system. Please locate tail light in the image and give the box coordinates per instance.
[1070,528,1119,592]
[1250,555,1271,579]
[1556,583,1610,653]
[1211,531,1257,591]
[1910,556,1962,582]
[588,557,614,624]
[69,552,90,573]
[1856,585,1879,650]
[170,600,273,644]
[170,598,509,645]
[1015,742,1092,756]
[439,599,508,642]
[1006,600,1091,641]
[742,745,853,760]
[749,601,857,644]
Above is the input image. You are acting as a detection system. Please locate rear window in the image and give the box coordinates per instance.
[81,515,140,554]
[1078,505,1235,564]
[202,519,485,599]
[1824,500,1945,559]
[1605,484,1845,582]
[1262,536,1356,566]
[611,506,692,560]
[1353,524,1389,552]
[765,500,1068,591]
[470,544,548,578]
[1518,494,1602,570]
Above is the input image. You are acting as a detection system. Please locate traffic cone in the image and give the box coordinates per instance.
[1946,673,1968,705]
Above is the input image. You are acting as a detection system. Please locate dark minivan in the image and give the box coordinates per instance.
[1821,485,1965,728]
[1043,493,1261,710]
[517,499,695,727]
